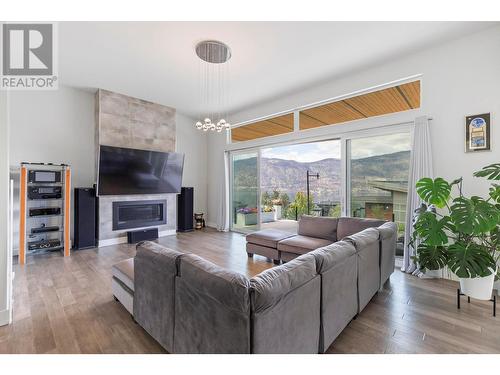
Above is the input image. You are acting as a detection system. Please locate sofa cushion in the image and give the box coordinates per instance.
[344,227,380,313]
[246,229,295,248]
[310,240,356,274]
[133,241,186,353]
[337,217,386,240]
[378,221,398,240]
[277,235,333,255]
[112,258,134,291]
[175,255,251,354]
[135,240,185,272]
[178,253,250,312]
[250,253,321,354]
[344,227,380,250]
[298,215,339,242]
[250,253,318,313]
[378,222,398,287]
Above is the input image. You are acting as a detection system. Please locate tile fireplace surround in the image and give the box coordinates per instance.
[95,89,177,246]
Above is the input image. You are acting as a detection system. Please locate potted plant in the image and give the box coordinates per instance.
[411,163,500,300]
[261,206,275,223]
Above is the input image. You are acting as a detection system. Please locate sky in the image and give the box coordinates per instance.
[261,133,411,162]
[262,139,341,162]
[350,133,411,159]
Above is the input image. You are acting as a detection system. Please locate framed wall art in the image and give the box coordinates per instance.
[465,113,490,153]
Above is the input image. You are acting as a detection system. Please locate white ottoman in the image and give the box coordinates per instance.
[112,258,134,315]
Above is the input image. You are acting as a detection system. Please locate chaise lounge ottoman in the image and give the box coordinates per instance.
[246,229,295,264]
[112,258,135,315]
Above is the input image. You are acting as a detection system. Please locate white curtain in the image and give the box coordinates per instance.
[216,151,230,232]
[402,116,435,276]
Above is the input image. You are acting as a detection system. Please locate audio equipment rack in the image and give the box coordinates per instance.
[18,162,71,264]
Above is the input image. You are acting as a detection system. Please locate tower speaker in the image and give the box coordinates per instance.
[177,187,194,232]
[74,187,97,249]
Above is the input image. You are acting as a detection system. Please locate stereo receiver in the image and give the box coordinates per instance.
[28,239,61,251]
[29,207,61,217]
[28,170,61,184]
[28,186,62,200]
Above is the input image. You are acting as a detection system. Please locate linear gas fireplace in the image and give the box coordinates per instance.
[112,200,167,231]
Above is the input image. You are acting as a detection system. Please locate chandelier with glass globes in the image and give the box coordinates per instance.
[194,40,231,133]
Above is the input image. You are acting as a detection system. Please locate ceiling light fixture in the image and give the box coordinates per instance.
[194,40,231,133]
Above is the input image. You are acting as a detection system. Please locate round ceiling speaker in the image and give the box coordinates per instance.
[195,40,231,64]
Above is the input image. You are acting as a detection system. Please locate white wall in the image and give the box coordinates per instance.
[206,25,500,225]
[176,112,208,214]
[0,91,11,326]
[10,86,96,188]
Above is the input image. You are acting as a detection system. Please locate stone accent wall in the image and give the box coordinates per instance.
[95,89,177,244]
[96,89,175,151]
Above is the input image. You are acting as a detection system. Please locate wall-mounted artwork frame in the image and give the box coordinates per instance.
[465,113,490,153]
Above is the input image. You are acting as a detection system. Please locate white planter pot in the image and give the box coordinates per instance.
[261,211,275,223]
[460,272,495,300]
[236,213,257,226]
[273,205,282,221]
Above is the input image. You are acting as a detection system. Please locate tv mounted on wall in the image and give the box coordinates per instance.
[97,145,185,195]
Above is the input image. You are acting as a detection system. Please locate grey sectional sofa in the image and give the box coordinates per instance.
[129,217,397,354]
[135,244,322,353]
[247,215,389,264]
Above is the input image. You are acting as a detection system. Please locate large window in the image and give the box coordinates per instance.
[349,132,411,242]
[230,130,411,243]
[260,140,342,233]
[230,139,342,234]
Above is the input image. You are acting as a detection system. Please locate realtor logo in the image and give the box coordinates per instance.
[1,23,58,90]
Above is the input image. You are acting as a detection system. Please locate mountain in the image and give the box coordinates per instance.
[234,150,410,203]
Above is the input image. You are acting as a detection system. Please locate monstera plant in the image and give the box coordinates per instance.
[411,163,500,299]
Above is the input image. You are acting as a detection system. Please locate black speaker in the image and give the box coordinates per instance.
[177,187,194,232]
[74,187,97,250]
[127,228,158,243]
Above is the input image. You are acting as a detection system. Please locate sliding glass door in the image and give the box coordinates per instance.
[259,139,342,233]
[229,130,411,247]
[231,151,259,233]
[230,139,342,234]
[348,132,411,254]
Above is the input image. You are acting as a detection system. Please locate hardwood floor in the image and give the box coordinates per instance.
[0,228,498,354]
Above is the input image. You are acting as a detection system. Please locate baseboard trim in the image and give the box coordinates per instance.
[0,309,11,326]
[98,237,128,248]
[159,229,177,237]
[98,229,176,248]
[206,222,217,229]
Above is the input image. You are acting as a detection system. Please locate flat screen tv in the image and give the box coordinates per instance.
[98,145,185,195]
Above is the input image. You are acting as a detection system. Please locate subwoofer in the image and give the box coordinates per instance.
[127,228,158,243]
[177,187,194,232]
[74,187,97,249]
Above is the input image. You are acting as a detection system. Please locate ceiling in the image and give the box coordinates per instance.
[59,22,495,119]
